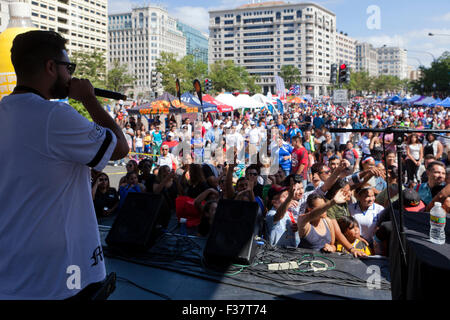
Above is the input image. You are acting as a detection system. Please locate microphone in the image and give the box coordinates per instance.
[94,88,127,100]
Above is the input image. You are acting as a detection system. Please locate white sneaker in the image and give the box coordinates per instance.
[114,163,118,167]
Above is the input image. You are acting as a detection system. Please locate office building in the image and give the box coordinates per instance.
[209,1,336,97]
[377,46,408,79]
[0,1,8,33]
[26,0,108,53]
[335,31,356,70]
[108,5,186,97]
[176,20,209,65]
[355,42,378,77]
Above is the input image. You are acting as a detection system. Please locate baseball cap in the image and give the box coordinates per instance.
[168,132,175,138]
[268,185,288,202]
[393,189,425,212]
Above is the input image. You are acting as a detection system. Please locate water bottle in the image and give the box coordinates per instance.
[430,202,446,245]
[179,218,187,236]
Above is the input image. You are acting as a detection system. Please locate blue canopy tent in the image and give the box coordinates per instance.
[409,96,425,105]
[180,92,217,113]
[438,97,450,107]
[429,98,442,107]
[395,97,409,105]
[415,96,435,106]
[388,95,400,103]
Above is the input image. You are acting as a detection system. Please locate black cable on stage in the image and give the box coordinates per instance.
[116,276,172,300]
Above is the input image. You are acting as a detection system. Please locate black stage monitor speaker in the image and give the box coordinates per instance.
[105,192,169,252]
[203,199,261,267]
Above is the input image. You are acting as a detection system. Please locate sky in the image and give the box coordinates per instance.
[108,0,450,68]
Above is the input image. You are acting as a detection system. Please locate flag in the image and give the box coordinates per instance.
[274,76,286,100]
[276,99,284,114]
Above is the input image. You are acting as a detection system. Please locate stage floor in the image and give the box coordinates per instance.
[99,225,392,300]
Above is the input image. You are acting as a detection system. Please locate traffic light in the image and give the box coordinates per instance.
[204,78,212,91]
[151,71,157,87]
[345,68,351,84]
[330,63,337,84]
[156,72,162,87]
[338,64,347,84]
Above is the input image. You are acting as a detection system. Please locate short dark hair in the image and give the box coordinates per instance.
[426,161,445,171]
[306,193,325,209]
[424,154,436,161]
[11,30,68,80]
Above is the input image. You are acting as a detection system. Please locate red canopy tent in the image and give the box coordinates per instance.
[203,94,233,113]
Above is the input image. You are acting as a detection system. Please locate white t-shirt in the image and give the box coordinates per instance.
[249,128,260,144]
[348,202,384,243]
[0,93,117,299]
[158,154,175,168]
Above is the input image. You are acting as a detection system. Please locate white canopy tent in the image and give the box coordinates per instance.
[215,93,238,110]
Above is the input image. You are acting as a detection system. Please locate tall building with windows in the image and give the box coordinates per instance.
[377,46,408,80]
[209,1,336,97]
[27,0,107,53]
[335,31,356,70]
[355,42,378,76]
[0,1,9,32]
[108,5,186,98]
[176,21,208,65]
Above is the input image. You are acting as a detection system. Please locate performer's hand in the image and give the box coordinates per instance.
[68,77,95,102]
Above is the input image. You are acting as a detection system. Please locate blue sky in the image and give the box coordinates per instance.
[108,0,450,68]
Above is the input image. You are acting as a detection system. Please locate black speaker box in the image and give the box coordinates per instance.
[105,192,169,252]
[203,199,261,267]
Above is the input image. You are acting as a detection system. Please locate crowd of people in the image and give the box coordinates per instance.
[92,97,450,258]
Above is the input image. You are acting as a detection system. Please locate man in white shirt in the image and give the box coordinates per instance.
[0,31,129,299]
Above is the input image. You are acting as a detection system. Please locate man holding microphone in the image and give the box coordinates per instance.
[0,31,128,299]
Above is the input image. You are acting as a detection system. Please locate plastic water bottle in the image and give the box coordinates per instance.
[430,202,446,244]
[179,218,187,236]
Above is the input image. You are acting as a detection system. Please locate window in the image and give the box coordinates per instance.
[215,17,220,24]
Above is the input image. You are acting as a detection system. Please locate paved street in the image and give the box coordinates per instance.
[104,162,128,190]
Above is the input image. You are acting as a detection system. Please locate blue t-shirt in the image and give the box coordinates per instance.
[152,131,162,144]
[266,208,301,248]
[191,137,204,158]
[279,143,293,171]
[118,184,142,208]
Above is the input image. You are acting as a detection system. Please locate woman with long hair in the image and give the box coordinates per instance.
[405,133,423,184]
[91,173,119,218]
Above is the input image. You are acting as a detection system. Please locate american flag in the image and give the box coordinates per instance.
[274,76,286,100]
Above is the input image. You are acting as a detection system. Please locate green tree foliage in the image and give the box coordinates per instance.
[343,71,372,93]
[278,65,301,89]
[156,52,189,95]
[411,51,450,96]
[208,60,261,94]
[106,59,136,93]
[68,50,109,121]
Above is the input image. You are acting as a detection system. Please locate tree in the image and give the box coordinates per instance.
[343,70,372,94]
[278,65,301,89]
[70,50,106,88]
[209,60,261,94]
[106,59,136,93]
[68,50,108,120]
[411,51,450,97]
[156,52,188,95]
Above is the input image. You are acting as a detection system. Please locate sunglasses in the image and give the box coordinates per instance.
[247,172,258,176]
[54,60,76,75]
[320,170,331,175]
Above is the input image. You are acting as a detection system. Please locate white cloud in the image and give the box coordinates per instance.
[356,28,450,67]
[169,6,210,34]
[433,12,450,22]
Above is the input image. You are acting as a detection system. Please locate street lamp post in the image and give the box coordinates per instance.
[428,32,450,37]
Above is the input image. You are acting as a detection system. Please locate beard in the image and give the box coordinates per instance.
[49,73,69,99]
